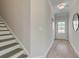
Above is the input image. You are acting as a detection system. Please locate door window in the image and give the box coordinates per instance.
[58,22,65,33]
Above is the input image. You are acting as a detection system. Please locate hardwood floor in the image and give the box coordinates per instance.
[47,39,79,58]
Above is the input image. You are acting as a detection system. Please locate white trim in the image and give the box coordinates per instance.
[69,39,79,56]
[43,39,54,57]
[1,17,30,57]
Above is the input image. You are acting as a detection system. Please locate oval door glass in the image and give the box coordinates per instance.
[73,14,79,31]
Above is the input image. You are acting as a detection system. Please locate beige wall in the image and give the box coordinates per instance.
[31,0,52,57]
[0,0,30,53]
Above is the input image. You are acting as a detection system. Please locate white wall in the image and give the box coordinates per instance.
[0,0,30,53]
[69,0,79,56]
[31,0,53,57]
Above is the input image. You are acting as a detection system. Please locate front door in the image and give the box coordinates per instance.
[55,20,68,40]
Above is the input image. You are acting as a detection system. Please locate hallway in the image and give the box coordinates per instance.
[0,17,27,58]
[0,0,79,58]
[47,40,78,58]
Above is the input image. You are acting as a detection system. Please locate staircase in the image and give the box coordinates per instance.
[0,17,28,58]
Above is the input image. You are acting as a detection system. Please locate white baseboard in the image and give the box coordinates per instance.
[69,39,79,57]
[44,40,54,57]
[1,17,30,57]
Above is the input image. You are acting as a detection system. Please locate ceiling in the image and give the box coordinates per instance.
[55,11,69,20]
[48,0,75,20]
[49,0,71,6]
[49,0,74,13]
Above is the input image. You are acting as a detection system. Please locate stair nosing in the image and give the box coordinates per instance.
[0,43,19,51]
[0,23,5,24]
[0,30,9,31]
[0,33,12,36]
[0,45,20,57]
[18,54,28,58]
[0,25,7,27]
[0,37,16,42]
[0,48,23,58]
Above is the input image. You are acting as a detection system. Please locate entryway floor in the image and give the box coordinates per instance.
[47,39,79,58]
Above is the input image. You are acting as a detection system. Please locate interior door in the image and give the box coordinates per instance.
[55,20,68,40]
